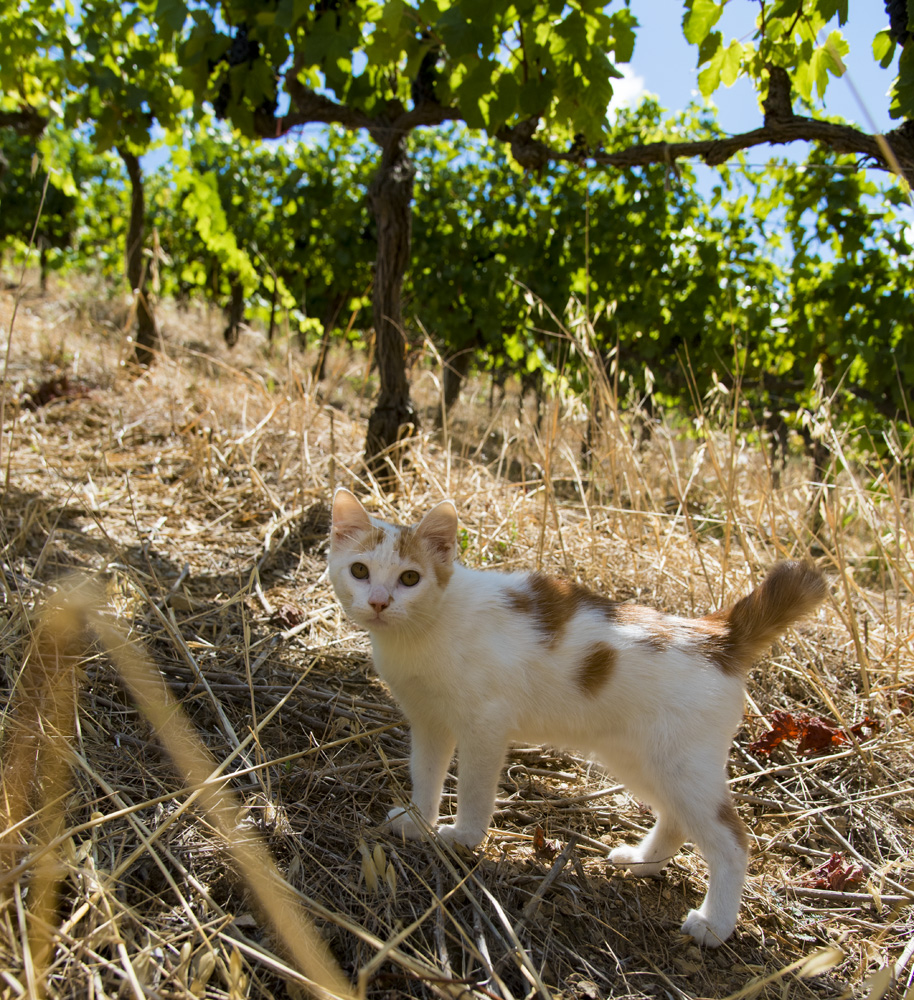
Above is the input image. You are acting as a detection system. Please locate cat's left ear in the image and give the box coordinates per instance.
[417,501,458,560]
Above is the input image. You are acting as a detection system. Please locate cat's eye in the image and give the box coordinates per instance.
[399,570,420,587]
[350,562,369,580]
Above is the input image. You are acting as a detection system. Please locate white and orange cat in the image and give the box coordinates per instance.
[328,488,826,946]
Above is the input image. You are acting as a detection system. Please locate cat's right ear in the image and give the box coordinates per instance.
[331,488,371,544]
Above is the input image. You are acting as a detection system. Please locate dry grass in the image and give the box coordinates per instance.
[1,276,912,1000]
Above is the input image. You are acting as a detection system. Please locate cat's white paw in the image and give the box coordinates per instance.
[609,845,668,876]
[680,909,733,948]
[385,807,426,840]
[436,824,486,849]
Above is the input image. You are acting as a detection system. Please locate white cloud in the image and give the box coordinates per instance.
[608,65,647,112]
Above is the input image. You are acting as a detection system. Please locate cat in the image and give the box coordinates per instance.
[327,487,826,947]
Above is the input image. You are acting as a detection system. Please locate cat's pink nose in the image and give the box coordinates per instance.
[368,585,391,613]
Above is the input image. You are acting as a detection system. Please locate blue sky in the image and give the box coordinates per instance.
[606,3,913,230]
[619,4,897,139]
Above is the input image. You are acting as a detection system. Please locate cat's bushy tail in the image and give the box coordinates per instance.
[702,561,827,675]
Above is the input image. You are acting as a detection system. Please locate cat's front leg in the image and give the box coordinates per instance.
[610,813,685,876]
[436,731,507,849]
[386,718,455,840]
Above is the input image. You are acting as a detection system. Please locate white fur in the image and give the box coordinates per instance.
[329,490,755,946]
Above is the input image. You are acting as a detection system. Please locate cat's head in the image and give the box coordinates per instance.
[328,488,458,635]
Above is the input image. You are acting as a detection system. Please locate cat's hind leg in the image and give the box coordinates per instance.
[609,814,685,877]
[609,769,749,946]
[680,797,749,947]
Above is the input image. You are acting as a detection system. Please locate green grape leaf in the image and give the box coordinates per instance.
[683,0,724,46]
[872,30,895,69]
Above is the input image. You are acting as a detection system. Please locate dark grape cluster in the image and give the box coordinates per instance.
[567,133,588,159]
[210,23,267,120]
[886,0,911,45]
[213,80,232,118]
[253,92,278,124]
[410,47,440,107]
[226,24,260,66]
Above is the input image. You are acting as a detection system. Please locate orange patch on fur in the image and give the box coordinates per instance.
[395,526,454,587]
[394,525,420,560]
[616,604,676,651]
[352,527,388,553]
[577,643,617,694]
[506,574,618,646]
[698,561,826,676]
[691,616,740,674]
[718,798,749,851]
[431,560,454,587]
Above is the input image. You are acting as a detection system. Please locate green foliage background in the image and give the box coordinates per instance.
[1,0,913,455]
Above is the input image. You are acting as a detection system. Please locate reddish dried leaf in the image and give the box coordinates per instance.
[21,374,90,410]
[796,717,846,755]
[533,826,561,862]
[848,716,882,738]
[749,710,880,757]
[799,853,866,891]
[746,709,801,755]
[833,864,865,891]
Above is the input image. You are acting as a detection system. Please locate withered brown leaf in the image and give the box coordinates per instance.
[273,603,305,629]
[532,826,561,861]
[747,710,880,757]
[799,852,865,891]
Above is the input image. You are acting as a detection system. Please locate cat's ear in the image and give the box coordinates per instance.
[417,501,458,560]
[331,488,371,543]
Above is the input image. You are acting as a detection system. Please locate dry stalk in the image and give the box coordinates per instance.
[0,283,912,999]
[1,577,356,1000]
[0,591,82,997]
[90,599,357,1000]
